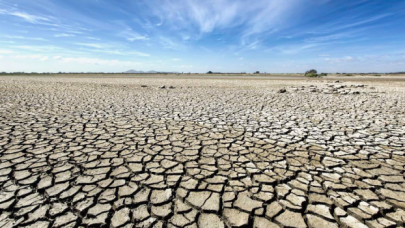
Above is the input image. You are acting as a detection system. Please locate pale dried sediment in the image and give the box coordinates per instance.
[0,75,404,227]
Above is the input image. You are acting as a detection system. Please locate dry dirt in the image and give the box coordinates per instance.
[1,75,405,228]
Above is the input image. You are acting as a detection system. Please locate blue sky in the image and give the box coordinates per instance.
[0,0,405,73]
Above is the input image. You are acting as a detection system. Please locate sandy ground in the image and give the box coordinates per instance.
[0,75,405,228]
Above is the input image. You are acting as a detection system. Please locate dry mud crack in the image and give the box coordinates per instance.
[1,76,405,228]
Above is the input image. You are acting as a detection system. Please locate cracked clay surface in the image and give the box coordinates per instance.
[1,76,405,228]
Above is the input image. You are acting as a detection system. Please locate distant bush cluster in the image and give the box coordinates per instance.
[304,69,328,77]
[305,69,318,77]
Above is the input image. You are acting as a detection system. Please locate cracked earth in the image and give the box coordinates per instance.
[1,76,405,228]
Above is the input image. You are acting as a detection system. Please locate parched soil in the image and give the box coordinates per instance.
[1,76,405,228]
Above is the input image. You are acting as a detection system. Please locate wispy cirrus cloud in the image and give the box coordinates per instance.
[135,0,306,51]
[119,28,149,41]
[318,13,394,34]
[159,37,183,50]
[74,42,150,57]
[142,0,301,37]
[177,64,193,68]
[265,43,320,55]
[86,37,101,41]
[324,56,355,63]
[85,49,150,57]
[3,35,48,41]
[0,5,58,27]
[54,33,75,37]
[54,56,141,67]
[0,49,14,54]
[11,45,63,52]
[13,54,49,61]
[75,43,104,49]
[0,9,51,24]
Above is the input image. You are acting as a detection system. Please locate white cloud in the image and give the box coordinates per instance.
[324,56,355,63]
[8,11,50,23]
[13,55,49,61]
[0,8,57,26]
[73,45,150,57]
[128,51,150,57]
[4,35,47,41]
[242,40,260,50]
[73,43,150,57]
[177,65,193,68]
[55,57,140,66]
[323,13,393,33]
[0,50,13,54]
[75,43,104,48]
[145,0,301,39]
[119,29,149,41]
[150,0,239,33]
[127,36,149,41]
[306,32,353,43]
[12,45,64,53]
[171,58,181,61]
[266,43,319,55]
[0,41,16,44]
[241,0,301,39]
[184,0,240,33]
[54,33,75,37]
[86,37,101,40]
[160,37,183,50]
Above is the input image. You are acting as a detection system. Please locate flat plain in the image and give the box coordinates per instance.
[1,75,405,228]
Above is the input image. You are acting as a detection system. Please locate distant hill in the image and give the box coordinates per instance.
[124,69,144,73]
[124,69,179,74]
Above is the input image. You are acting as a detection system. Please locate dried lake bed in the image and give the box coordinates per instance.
[1,75,405,228]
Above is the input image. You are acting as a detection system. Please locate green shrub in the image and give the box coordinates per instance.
[305,69,319,77]
[319,73,328,76]
[305,69,317,74]
[305,73,318,77]
[305,69,318,77]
